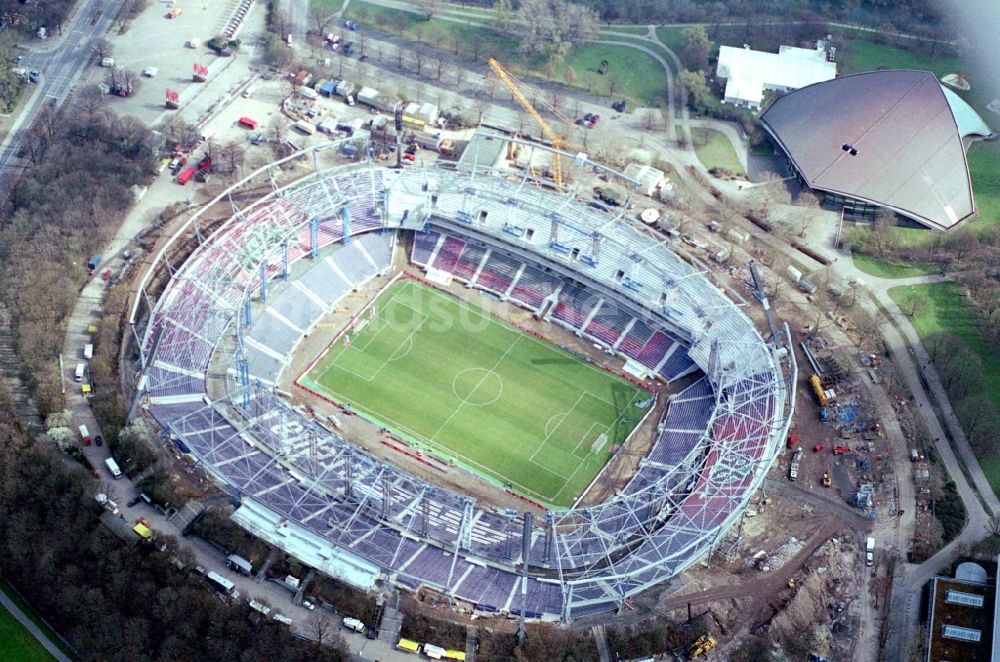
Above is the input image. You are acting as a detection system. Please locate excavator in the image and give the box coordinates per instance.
[689,634,718,657]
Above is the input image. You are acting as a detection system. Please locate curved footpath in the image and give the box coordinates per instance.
[826,263,998,661]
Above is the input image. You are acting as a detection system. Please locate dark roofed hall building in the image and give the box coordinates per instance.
[759,69,992,231]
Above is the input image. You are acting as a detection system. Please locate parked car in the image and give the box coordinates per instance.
[833,446,850,455]
[813,444,824,452]
[588,114,601,128]
[612,100,626,112]
[302,599,317,611]
[345,21,358,30]
[95,434,103,446]
[127,496,142,507]
[583,113,593,122]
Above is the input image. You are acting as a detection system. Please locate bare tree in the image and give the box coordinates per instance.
[413,0,444,20]
[411,50,426,77]
[310,7,337,37]
[76,86,105,115]
[116,0,148,32]
[795,191,821,237]
[217,141,246,176]
[94,38,113,62]
[269,117,289,147]
[105,67,141,97]
[432,56,451,82]
[306,614,333,647]
[606,73,622,98]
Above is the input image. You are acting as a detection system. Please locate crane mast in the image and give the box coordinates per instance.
[487,57,571,186]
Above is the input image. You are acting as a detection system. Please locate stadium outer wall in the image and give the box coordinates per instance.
[127,137,796,622]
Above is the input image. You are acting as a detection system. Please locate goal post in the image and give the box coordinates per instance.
[591,433,609,454]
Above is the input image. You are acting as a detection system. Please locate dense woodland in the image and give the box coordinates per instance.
[0,106,156,414]
[0,383,344,661]
[0,94,348,658]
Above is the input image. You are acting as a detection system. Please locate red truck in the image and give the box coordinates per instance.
[238,116,258,130]
[177,167,196,185]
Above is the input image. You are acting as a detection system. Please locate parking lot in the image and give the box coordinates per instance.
[80,1,265,126]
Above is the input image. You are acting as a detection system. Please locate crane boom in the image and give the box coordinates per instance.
[487,57,565,185]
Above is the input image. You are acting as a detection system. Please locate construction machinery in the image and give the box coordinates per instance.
[486,58,575,186]
[689,634,717,657]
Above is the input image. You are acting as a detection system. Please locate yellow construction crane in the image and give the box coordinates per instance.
[487,57,574,186]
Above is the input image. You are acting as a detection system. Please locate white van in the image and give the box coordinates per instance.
[343,616,365,633]
[84,343,94,360]
[74,362,85,382]
[104,457,122,479]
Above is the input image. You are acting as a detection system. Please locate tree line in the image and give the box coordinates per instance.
[577,0,946,37]
[852,215,1000,468]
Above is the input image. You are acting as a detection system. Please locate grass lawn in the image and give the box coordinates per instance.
[0,585,56,662]
[300,280,650,507]
[655,27,686,56]
[851,253,938,279]
[558,43,669,106]
[888,283,1000,492]
[310,0,346,14]
[838,38,963,79]
[347,0,668,106]
[692,128,744,175]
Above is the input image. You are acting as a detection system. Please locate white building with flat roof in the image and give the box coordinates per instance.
[715,44,837,109]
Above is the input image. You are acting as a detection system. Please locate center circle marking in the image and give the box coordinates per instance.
[452,368,503,406]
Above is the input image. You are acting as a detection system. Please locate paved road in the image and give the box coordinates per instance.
[0,587,72,662]
[0,0,124,170]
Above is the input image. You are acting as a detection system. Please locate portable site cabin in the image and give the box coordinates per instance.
[623,163,666,197]
[226,554,253,575]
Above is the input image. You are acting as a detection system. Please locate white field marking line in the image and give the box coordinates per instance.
[318,281,425,383]
[351,279,426,352]
[571,420,608,459]
[312,281,412,383]
[528,455,573,481]
[543,412,567,439]
[552,457,597,504]
[321,385,561,501]
[347,281,416,354]
[327,318,425,385]
[368,332,418,382]
[415,282,644,396]
[529,392,586,462]
[450,368,504,407]
[429,334,522,442]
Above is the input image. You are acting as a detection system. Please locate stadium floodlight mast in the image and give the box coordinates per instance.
[131,138,795,622]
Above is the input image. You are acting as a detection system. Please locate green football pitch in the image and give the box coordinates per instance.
[300,279,651,507]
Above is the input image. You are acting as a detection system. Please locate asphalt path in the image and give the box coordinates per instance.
[0,588,72,662]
